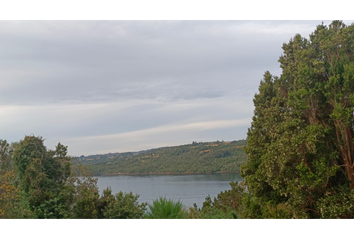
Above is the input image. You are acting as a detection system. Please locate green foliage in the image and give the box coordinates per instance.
[97,187,116,218]
[1,136,148,219]
[242,21,354,218]
[0,140,36,219]
[69,161,100,219]
[0,170,35,219]
[73,186,99,219]
[240,194,263,219]
[12,136,73,212]
[144,196,186,219]
[0,139,14,173]
[1,136,99,219]
[189,181,245,219]
[35,196,72,219]
[261,202,293,219]
[209,181,245,213]
[102,189,147,219]
[191,205,237,219]
[182,203,202,219]
[200,198,238,219]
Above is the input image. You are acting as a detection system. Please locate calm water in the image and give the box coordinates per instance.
[96,173,243,208]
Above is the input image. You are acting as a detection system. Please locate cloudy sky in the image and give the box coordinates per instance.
[1,20,353,156]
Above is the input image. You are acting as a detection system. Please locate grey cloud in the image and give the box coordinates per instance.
[2,20,352,154]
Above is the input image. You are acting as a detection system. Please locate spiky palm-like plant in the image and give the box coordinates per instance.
[144,196,186,219]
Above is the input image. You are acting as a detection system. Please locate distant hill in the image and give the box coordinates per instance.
[75,147,164,166]
[76,139,247,176]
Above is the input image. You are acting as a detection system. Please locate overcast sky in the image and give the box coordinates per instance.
[1,20,353,156]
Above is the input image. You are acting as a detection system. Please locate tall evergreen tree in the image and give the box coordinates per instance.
[242,21,354,218]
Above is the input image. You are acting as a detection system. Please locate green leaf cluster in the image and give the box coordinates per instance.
[101,188,147,219]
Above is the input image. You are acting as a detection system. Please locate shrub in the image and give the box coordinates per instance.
[103,191,147,219]
[144,197,186,219]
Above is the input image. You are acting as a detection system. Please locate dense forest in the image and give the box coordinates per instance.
[1,21,354,219]
[77,140,247,175]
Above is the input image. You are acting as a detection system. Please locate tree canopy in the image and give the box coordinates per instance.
[0,136,147,219]
[241,20,354,218]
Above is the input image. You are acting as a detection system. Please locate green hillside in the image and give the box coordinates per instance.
[77,140,247,176]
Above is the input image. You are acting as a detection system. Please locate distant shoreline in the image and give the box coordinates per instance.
[93,171,240,177]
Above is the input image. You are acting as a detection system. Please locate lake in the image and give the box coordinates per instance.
[96,173,243,208]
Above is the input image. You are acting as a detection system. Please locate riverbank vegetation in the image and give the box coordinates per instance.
[2,20,354,219]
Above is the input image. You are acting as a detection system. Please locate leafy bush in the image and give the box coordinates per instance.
[201,208,238,219]
[0,170,35,219]
[102,190,147,219]
[73,186,99,219]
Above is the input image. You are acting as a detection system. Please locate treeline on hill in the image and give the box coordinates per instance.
[78,140,247,175]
